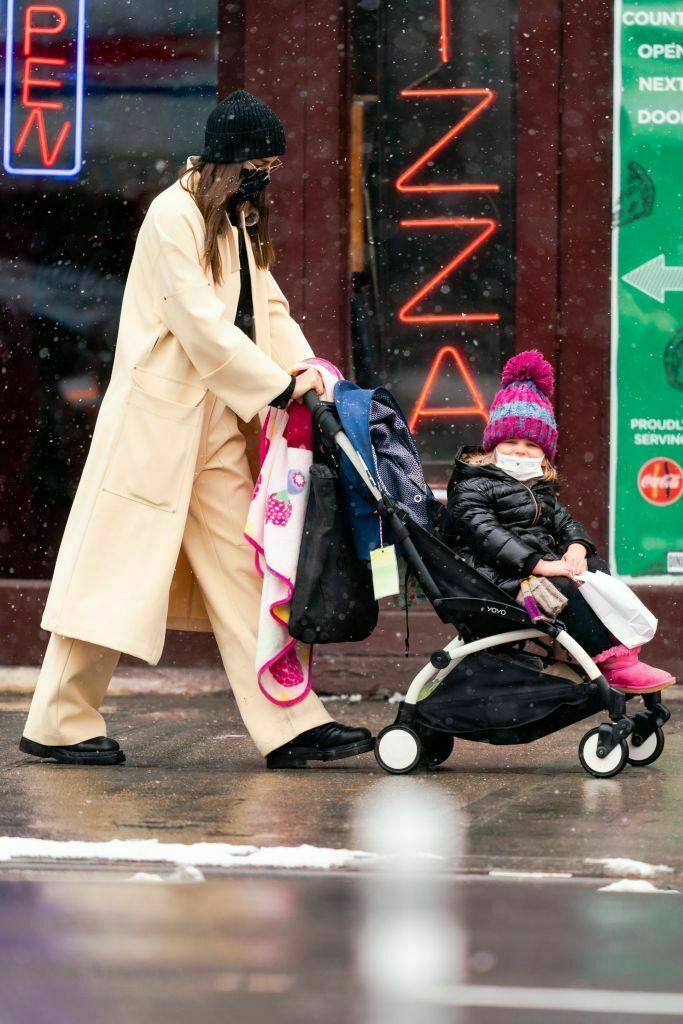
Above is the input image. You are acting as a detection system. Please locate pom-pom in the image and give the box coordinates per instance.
[501,349,554,397]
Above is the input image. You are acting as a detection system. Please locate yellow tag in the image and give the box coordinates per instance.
[370,545,400,599]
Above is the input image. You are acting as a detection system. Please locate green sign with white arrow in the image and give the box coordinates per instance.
[623,254,683,304]
[611,0,683,578]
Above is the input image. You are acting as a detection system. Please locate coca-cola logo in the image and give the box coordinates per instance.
[637,457,683,506]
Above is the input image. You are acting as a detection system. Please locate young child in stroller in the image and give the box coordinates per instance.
[439,350,675,696]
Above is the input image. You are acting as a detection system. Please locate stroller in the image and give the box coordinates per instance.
[302,385,672,779]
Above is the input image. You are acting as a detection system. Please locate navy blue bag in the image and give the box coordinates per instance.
[333,380,437,559]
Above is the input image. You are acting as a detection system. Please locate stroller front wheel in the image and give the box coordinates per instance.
[627,726,665,767]
[375,725,422,774]
[579,727,629,778]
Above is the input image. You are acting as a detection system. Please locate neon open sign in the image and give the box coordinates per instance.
[3,0,85,176]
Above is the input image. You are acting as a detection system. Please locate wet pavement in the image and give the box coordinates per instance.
[1,690,682,880]
[1,688,682,1023]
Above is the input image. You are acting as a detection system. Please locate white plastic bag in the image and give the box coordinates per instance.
[577,571,657,648]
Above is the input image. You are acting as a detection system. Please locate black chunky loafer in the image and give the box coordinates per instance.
[19,735,126,765]
[266,721,375,769]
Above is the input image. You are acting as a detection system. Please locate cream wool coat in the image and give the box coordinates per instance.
[41,162,313,664]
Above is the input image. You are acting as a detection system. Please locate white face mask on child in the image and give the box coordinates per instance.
[496,450,545,482]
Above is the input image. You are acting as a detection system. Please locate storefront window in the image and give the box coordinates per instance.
[0,2,217,578]
[350,0,517,484]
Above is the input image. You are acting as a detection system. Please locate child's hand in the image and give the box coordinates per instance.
[532,558,577,581]
[563,543,588,576]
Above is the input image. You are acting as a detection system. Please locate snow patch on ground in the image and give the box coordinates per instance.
[598,878,680,894]
[489,869,573,879]
[587,857,674,878]
[0,836,376,871]
[387,691,405,704]
[131,864,206,884]
[320,693,363,702]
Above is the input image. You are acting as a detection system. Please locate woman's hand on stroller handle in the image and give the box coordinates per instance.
[292,368,324,405]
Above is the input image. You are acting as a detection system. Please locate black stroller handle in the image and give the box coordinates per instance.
[302,389,322,413]
[303,388,344,447]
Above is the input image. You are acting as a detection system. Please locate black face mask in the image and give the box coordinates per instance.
[233,166,270,204]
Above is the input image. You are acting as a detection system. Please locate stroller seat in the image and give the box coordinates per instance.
[395,504,559,641]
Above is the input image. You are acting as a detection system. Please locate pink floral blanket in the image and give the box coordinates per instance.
[243,359,342,706]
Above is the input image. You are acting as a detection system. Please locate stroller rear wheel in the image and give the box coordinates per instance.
[627,726,665,767]
[375,725,422,774]
[417,728,454,769]
[579,727,629,778]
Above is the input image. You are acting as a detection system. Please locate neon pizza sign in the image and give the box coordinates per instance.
[3,0,85,176]
[377,0,515,452]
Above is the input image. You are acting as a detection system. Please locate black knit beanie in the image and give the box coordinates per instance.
[201,90,286,164]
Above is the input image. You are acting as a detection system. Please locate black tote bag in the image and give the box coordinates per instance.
[289,463,379,644]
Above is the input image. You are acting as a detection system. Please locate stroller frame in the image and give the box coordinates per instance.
[305,392,672,778]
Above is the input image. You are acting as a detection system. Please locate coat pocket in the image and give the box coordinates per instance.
[102,384,206,512]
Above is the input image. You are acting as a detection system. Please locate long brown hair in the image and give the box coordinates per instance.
[178,156,276,284]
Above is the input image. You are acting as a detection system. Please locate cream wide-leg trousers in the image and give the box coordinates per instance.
[23,395,332,757]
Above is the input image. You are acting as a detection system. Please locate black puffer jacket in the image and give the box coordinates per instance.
[439,448,596,596]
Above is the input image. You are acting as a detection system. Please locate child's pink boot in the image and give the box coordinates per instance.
[594,645,676,694]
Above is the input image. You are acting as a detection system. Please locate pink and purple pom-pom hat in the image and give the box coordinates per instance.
[482,350,558,461]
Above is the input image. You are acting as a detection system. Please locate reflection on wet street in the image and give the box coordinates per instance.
[1,875,683,1024]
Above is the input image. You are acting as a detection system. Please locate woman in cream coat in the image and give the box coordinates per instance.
[20,90,373,769]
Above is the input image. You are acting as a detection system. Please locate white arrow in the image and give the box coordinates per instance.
[622,254,683,303]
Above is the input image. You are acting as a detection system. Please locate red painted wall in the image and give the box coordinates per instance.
[240,0,351,370]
